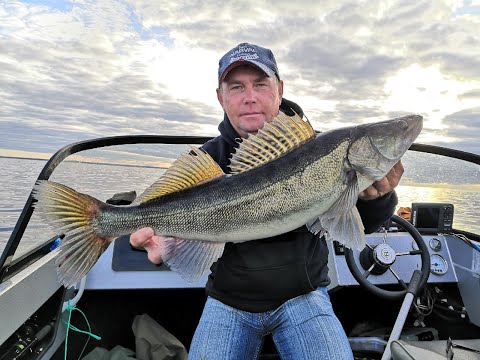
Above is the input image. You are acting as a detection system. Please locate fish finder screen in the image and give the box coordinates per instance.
[416,207,440,228]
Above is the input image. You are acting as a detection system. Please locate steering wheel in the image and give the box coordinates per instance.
[344,214,430,300]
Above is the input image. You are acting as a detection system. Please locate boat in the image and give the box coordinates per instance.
[1,133,479,360]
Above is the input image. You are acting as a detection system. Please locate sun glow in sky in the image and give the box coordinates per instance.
[0,0,479,156]
[147,45,219,107]
[384,64,480,133]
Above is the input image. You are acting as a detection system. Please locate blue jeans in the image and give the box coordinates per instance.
[188,287,353,360]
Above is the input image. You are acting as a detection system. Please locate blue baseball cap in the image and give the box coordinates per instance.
[218,43,280,84]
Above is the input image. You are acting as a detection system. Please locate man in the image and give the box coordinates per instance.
[131,43,402,359]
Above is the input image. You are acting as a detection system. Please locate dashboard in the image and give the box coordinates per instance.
[85,232,460,290]
[327,233,458,289]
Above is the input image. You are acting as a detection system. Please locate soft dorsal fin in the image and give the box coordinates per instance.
[229,112,316,174]
[133,147,224,205]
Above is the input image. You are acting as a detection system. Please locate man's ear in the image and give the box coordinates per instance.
[216,87,224,108]
[277,79,284,99]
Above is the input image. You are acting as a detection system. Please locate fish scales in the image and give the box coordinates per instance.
[97,137,351,243]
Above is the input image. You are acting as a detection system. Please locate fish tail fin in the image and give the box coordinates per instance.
[33,180,112,287]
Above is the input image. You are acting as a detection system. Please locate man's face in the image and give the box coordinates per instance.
[217,65,284,138]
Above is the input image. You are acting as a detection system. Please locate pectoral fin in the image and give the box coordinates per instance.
[325,170,360,219]
[160,238,225,283]
[307,167,366,250]
[319,207,366,250]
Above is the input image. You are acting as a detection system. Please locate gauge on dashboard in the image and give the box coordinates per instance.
[430,254,448,275]
[429,237,442,251]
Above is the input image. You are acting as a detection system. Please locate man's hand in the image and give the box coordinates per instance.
[130,227,165,264]
[358,161,404,201]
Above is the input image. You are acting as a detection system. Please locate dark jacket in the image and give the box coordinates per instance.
[201,98,398,312]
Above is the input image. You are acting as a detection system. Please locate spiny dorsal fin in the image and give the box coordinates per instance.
[229,112,316,174]
[133,147,224,205]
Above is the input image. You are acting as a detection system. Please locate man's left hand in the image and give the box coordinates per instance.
[358,161,404,200]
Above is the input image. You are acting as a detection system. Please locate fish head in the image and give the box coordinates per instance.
[347,115,423,183]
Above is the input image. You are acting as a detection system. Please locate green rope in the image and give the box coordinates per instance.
[64,300,101,360]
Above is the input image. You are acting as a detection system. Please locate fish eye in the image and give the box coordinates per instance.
[397,120,408,130]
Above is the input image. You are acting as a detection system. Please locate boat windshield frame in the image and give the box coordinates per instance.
[0,136,479,283]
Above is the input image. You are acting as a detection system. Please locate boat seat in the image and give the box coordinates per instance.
[349,336,387,356]
[391,339,480,360]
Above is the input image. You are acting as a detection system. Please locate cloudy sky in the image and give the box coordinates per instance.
[1,0,479,158]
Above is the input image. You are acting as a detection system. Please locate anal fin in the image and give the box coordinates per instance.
[306,218,325,237]
[161,238,225,283]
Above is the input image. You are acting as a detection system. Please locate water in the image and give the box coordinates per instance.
[0,157,168,259]
[1,150,479,260]
[396,150,480,234]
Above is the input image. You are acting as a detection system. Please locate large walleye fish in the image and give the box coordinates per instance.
[33,113,423,287]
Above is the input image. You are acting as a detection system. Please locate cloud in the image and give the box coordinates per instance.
[459,88,480,100]
[443,107,480,135]
[0,0,223,155]
[0,0,479,157]
[428,107,480,153]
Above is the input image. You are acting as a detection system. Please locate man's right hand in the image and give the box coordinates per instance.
[130,227,164,264]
